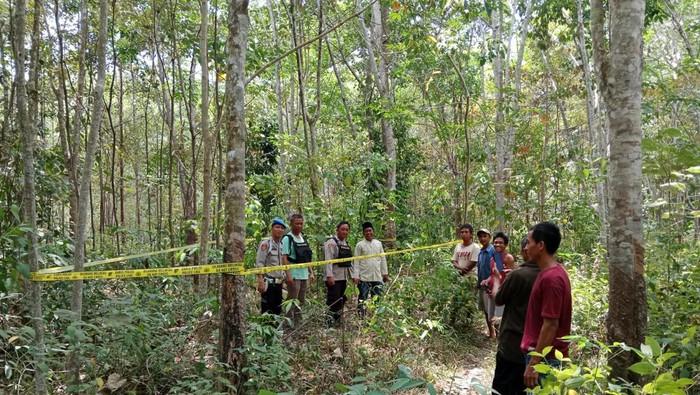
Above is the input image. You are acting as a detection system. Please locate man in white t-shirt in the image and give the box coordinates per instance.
[452,224,480,276]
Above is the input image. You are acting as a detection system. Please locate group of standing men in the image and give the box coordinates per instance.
[255,214,390,326]
[451,222,572,393]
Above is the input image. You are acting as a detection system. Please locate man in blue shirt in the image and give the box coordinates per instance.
[477,228,500,338]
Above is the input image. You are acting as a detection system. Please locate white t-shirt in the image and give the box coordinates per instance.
[452,242,480,270]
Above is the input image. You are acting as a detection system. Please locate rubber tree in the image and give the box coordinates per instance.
[219,0,249,384]
[591,0,647,382]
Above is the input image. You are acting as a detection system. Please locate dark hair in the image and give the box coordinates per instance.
[459,224,474,233]
[290,214,304,223]
[336,221,350,230]
[531,222,561,254]
[362,221,374,231]
[493,232,509,245]
[521,236,528,250]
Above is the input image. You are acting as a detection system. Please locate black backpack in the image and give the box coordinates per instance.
[331,237,353,267]
[284,234,313,263]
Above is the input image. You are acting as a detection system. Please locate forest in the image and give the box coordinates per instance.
[1,0,699,393]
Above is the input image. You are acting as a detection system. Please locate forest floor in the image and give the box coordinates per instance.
[253,285,499,394]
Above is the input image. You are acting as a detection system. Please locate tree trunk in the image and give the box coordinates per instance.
[493,6,507,228]
[576,0,607,244]
[266,0,289,179]
[13,0,48,391]
[591,0,647,382]
[69,0,109,383]
[290,0,320,199]
[364,0,397,247]
[198,0,212,297]
[219,0,249,385]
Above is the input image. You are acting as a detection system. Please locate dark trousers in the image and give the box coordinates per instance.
[261,282,283,315]
[492,353,526,395]
[326,280,347,324]
[358,281,383,314]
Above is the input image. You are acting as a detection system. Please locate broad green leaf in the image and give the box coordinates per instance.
[427,383,437,395]
[671,360,686,370]
[334,383,348,391]
[554,349,564,360]
[659,182,686,192]
[390,378,410,390]
[258,390,276,395]
[16,263,30,279]
[628,361,655,375]
[645,336,662,357]
[686,165,700,174]
[646,199,667,208]
[640,343,653,358]
[660,127,681,138]
[10,205,20,222]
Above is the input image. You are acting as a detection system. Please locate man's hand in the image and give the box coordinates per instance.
[286,273,294,286]
[353,278,360,285]
[257,280,266,294]
[524,362,539,389]
[327,277,335,286]
[382,274,390,283]
[309,272,315,282]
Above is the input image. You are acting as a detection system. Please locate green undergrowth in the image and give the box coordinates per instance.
[2,238,699,393]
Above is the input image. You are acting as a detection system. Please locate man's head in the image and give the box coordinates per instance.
[336,221,350,240]
[477,228,491,247]
[493,232,509,252]
[524,222,561,262]
[290,214,304,234]
[271,217,287,239]
[459,224,474,243]
[362,222,374,241]
[520,236,529,262]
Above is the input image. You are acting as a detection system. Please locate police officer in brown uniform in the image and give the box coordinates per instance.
[256,217,287,315]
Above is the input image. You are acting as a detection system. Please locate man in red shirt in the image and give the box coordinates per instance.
[521,222,572,389]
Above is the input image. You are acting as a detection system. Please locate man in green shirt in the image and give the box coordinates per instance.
[282,214,314,325]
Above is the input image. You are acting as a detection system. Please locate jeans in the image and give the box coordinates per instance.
[358,281,383,315]
[524,354,562,388]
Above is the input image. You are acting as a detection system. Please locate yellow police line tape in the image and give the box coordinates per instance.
[38,239,254,274]
[29,240,459,282]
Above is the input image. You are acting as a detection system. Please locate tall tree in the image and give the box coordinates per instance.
[219,0,249,384]
[358,0,397,245]
[591,0,647,381]
[198,0,212,296]
[68,0,109,382]
[13,0,47,391]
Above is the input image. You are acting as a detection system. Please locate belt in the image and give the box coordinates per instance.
[264,276,283,284]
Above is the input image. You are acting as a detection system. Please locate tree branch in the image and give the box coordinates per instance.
[245,0,377,86]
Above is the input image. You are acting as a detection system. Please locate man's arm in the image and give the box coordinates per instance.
[255,243,267,294]
[494,273,515,306]
[464,260,476,274]
[504,253,516,271]
[524,317,559,388]
[352,243,362,284]
[281,236,293,285]
[379,243,389,281]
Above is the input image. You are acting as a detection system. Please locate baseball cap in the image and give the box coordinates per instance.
[476,228,491,236]
[271,217,287,228]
